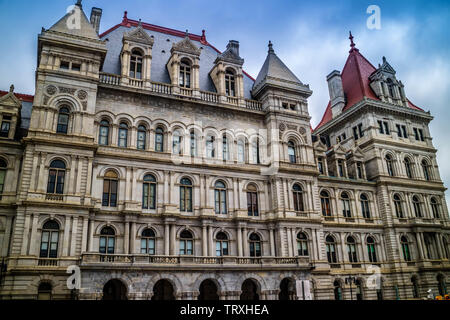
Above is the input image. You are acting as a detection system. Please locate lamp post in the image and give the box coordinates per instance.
[345,276,356,300]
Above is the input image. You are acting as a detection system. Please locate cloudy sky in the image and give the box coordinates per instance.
[1,0,449,205]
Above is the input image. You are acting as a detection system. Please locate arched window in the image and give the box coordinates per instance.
[142,174,156,209]
[99,226,115,254]
[102,171,118,207]
[98,120,110,145]
[179,230,193,255]
[393,194,404,218]
[179,59,191,88]
[118,122,128,147]
[130,49,143,79]
[172,130,182,155]
[326,235,337,263]
[216,232,229,256]
[249,233,261,257]
[387,78,395,97]
[222,135,229,160]
[404,157,413,178]
[56,106,70,134]
[412,195,422,218]
[137,125,147,150]
[39,220,59,258]
[341,192,351,218]
[0,159,6,199]
[190,130,197,157]
[288,141,296,163]
[214,181,227,214]
[411,277,419,298]
[293,184,304,212]
[37,282,52,300]
[225,69,235,97]
[360,194,370,219]
[155,127,164,152]
[367,236,377,262]
[47,160,66,194]
[141,228,155,255]
[320,191,331,216]
[247,184,259,217]
[237,139,245,163]
[252,138,260,164]
[297,232,308,256]
[401,236,411,261]
[333,280,342,300]
[421,160,431,181]
[385,154,394,176]
[206,135,215,158]
[347,236,358,263]
[180,178,193,212]
[430,197,440,219]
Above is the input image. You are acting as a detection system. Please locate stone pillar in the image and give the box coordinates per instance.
[36,153,47,192]
[28,214,40,256]
[62,217,71,256]
[124,222,130,254]
[208,225,214,256]
[170,223,176,255]
[202,224,208,256]
[88,218,95,252]
[242,227,248,256]
[269,228,275,257]
[415,233,424,260]
[68,155,76,194]
[20,214,31,255]
[70,217,78,256]
[237,225,243,257]
[164,223,170,256]
[435,233,444,259]
[81,217,88,253]
[291,228,297,256]
[130,222,136,254]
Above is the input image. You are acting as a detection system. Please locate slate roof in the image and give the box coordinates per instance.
[99,14,255,99]
[314,37,424,132]
[252,42,310,96]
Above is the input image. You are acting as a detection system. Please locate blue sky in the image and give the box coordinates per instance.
[1,0,449,205]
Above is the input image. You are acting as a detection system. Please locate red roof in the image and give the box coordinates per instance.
[99,12,255,81]
[0,90,34,103]
[314,41,423,131]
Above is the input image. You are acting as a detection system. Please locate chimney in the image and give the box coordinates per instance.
[326,70,345,118]
[226,40,240,57]
[90,7,103,34]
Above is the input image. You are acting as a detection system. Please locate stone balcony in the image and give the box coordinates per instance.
[80,253,314,270]
[99,72,263,112]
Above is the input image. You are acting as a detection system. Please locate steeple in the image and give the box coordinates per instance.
[252,41,311,98]
[349,31,359,53]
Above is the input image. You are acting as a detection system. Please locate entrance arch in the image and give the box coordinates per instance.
[152,279,175,300]
[103,279,127,300]
[198,279,219,300]
[279,278,296,300]
[240,279,260,300]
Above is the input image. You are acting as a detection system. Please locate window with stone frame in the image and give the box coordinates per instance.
[102,171,118,207]
[130,49,143,79]
[0,115,11,138]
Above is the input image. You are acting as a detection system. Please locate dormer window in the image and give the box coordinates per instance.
[130,49,143,79]
[225,69,236,97]
[386,78,395,97]
[179,59,191,88]
[0,115,11,138]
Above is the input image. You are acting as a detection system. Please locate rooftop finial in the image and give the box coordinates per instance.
[122,11,128,23]
[9,84,14,93]
[268,40,274,54]
[349,31,358,52]
[200,29,207,44]
[185,29,189,38]
[138,19,142,27]
[75,0,82,8]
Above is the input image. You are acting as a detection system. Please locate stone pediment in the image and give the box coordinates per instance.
[0,87,22,108]
[313,140,327,152]
[333,143,347,155]
[171,35,201,56]
[124,24,154,46]
[348,146,364,159]
[370,56,396,82]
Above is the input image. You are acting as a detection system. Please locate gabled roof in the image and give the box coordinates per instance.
[47,3,99,40]
[314,34,423,132]
[0,89,34,103]
[252,41,310,96]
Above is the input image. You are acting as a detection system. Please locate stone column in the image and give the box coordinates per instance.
[170,223,176,255]
[269,228,275,257]
[124,222,130,254]
[62,217,71,256]
[28,214,40,256]
[81,217,88,253]
[20,214,31,255]
[435,234,444,259]
[415,233,424,260]
[164,223,170,255]
[287,228,293,257]
[208,225,214,256]
[242,227,248,256]
[88,218,95,252]
[291,228,297,256]
[202,224,207,256]
[68,155,76,194]
[130,222,136,254]
[70,217,79,256]
[36,153,47,192]
[237,225,243,257]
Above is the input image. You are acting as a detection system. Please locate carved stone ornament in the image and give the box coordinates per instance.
[279,123,286,132]
[77,90,88,100]
[299,127,306,135]
[46,85,57,96]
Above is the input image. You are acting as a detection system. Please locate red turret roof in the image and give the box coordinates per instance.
[314,36,423,132]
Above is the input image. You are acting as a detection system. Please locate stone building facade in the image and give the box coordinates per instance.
[0,2,448,300]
